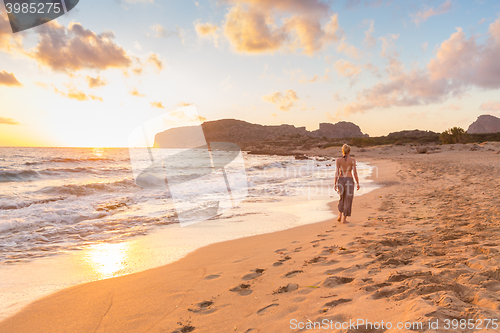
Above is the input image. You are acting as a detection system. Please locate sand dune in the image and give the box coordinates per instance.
[1,144,500,332]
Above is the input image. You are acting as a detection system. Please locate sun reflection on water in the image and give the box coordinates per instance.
[82,242,130,279]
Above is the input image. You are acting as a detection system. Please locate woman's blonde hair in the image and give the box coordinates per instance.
[342,144,351,156]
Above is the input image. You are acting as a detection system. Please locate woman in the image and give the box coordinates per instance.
[334,144,360,223]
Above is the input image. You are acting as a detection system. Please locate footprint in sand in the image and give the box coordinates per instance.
[324,267,346,275]
[320,247,337,255]
[187,300,217,314]
[204,274,220,280]
[321,276,354,288]
[284,270,303,278]
[323,298,352,308]
[229,284,253,296]
[171,325,195,333]
[273,283,298,294]
[242,268,265,280]
[362,282,392,292]
[304,256,327,265]
[371,286,406,300]
[320,259,339,266]
[257,303,279,315]
[274,255,291,266]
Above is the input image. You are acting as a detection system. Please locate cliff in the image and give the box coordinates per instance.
[467,115,500,134]
[387,129,439,138]
[153,119,367,148]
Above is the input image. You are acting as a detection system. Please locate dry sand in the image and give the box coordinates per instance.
[1,143,500,332]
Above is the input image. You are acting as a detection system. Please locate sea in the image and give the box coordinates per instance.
[0,147,377,319]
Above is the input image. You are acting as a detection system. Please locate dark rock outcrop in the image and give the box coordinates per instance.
[387,130,439,138]
[467,115,500,134]
[311,122,368,138]
[154,119,367,148]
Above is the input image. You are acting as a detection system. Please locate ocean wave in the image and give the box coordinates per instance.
[0,197,67,210]
[48,157,113,163]
[0,170,39,183]
[38,178,139,196]
[248,160,294,171]
[38,166,131,175]
[0,212,177,262]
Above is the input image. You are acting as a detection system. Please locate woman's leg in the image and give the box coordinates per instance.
[337,178,345,221]
[342,178,355,223]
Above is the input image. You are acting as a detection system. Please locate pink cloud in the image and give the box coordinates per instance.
[480,100,500,112]
[263,89,299,111]
[0,117,20,125]
[220,0,344,55]
[411,0,453,26]
[341,17,500,114]
[29,21,132,74]
[0,70,22,87]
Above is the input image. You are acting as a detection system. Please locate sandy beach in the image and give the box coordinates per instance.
[1,143,500,332]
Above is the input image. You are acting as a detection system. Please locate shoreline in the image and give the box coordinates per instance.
[2,144,500,332]
[0,156,377,324]
[0,158,395,332]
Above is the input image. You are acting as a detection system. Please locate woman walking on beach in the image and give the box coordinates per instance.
[334,144,360,224]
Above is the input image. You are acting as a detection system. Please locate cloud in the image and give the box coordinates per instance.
[411,0,453,26]
[344,0,389,9]
[195,22,219,35]
[0,70,22,86]
[221,0,343,55]
[147,53,164,71]
[363,19,376,48]
[285,67,330,83]
[379,33,402,77]
[336,37,361,58]
[86,76,107,88]
[439,104,462,111]
[149,24,186,43]
[194,21,221,46]
[341,18,500,114]
[0,10,23,53]
[334,59,361,78]
[149,24,168,38]
[175,101,194,108]
[163,110,206,127]
[89,95,103,102]
[220,75,235,91]
[123,0,154,3]
[263,89,299,111]
[29,21,132,74]
[427,25,500,89]
[480,100,500,111]
[151,101,165,108]
[422,41,428,52]
[54,87,103,101]
[130,88,145,97]
[0,117,20,125]
[326,112,341,123]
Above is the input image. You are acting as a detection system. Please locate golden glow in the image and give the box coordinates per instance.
[83,242,130,279]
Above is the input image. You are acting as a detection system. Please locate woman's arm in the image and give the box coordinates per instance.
[334,158,340,190]
[353,159,360,190]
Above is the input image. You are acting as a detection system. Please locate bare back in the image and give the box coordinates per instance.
[336,156,355,178]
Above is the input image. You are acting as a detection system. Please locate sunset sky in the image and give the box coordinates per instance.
[1,0,500,147]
